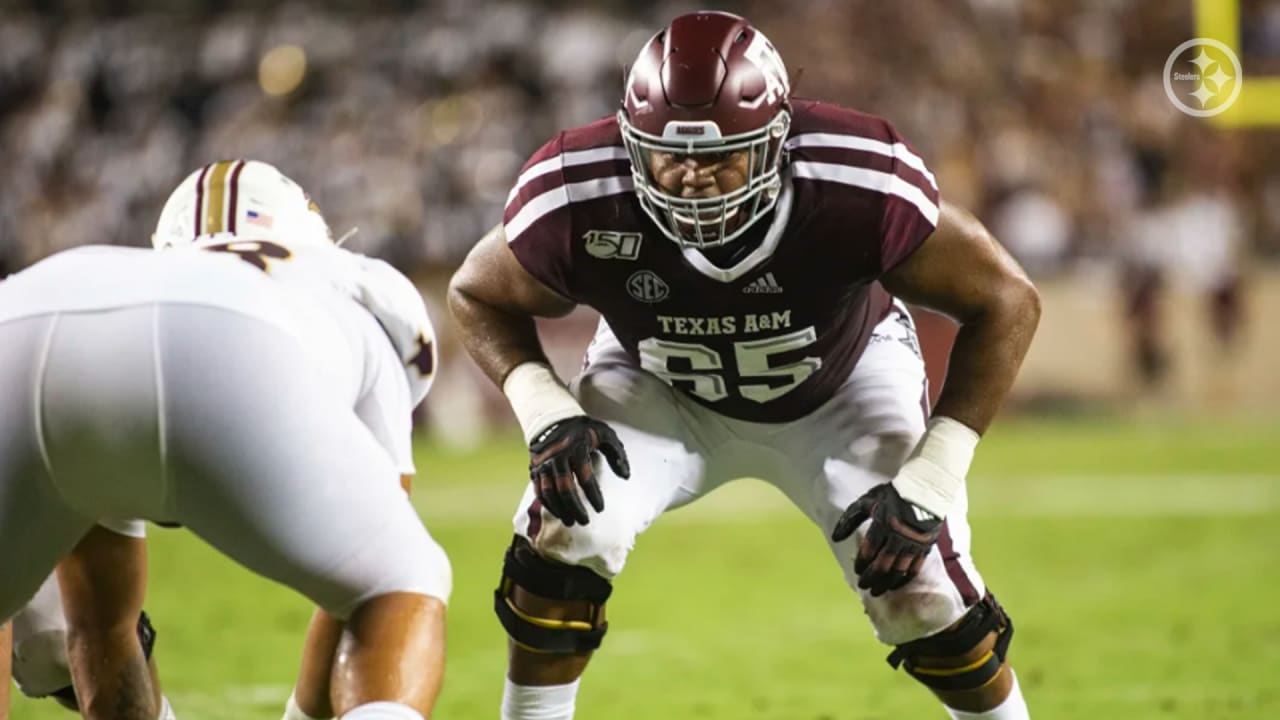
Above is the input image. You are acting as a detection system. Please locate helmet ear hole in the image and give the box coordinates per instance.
[735,30,748,44]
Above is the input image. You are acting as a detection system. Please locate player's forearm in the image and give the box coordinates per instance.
[890,281,1037,519]
[446,284,550,388]
[447,285,587,442]
[930,277,1040,435]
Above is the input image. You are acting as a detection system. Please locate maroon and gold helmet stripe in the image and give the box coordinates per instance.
[192,164,210,238]
[227,160,246,233]
[194,160,247,237]
[203,160,235,235]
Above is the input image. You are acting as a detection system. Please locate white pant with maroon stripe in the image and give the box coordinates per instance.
[513,305,985,646]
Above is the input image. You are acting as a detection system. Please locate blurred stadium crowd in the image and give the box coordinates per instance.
[2,0,1278,279]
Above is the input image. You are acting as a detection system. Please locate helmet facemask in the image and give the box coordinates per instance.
[619,109,790,250]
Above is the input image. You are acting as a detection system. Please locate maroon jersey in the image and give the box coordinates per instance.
[504,99,940,423]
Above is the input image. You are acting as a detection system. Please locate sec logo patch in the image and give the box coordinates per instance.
[626,270,669,303]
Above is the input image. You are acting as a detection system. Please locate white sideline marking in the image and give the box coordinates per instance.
[168,684,293,717]
[971,474,1280,517]
[414,474,1280,526]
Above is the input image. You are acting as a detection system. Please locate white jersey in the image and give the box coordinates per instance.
[0,241,435,474]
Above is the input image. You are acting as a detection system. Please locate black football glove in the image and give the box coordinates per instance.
[528,416,630,526]
[831,483,943,597]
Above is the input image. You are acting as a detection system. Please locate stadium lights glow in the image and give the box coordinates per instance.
[259,44,307,97]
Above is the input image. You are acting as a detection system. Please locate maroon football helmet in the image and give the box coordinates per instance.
[619,11,792,249]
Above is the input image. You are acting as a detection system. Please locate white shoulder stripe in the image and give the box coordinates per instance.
[786,133,937,190]
[506,147,631,206]
[505,175,634,243]
[792,160,939,226]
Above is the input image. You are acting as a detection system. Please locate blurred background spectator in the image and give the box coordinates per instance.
[1,0,1277,438]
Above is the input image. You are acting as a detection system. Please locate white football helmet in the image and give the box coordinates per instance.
[152,159,333,249]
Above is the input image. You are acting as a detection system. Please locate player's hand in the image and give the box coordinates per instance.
[831,483,942,597]
[528,416,630,526]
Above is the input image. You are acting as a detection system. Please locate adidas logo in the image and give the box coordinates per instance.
[912,505,940,523]
[742,272,784,294]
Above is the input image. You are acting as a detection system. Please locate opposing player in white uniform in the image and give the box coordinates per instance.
[148,160,444,720]
[0,160,448,720]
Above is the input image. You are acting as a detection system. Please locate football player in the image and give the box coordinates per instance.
[150,163,442,720]
[0,159,448,720]
[449,12,1039,720]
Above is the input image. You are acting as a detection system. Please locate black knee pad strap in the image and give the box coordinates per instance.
[49,685,80,710]
[493,536,612,654]
[887,593,1014,692]
[137,610,157,660]
[501,537,613,603]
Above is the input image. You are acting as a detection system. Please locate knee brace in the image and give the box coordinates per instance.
[493,536,612,654]
[887,593,1014,692]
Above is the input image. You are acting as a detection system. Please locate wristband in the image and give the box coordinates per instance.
[890,416,980,519]
[502,362,586,444]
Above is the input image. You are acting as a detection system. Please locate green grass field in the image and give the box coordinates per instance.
[13,417,1280,720]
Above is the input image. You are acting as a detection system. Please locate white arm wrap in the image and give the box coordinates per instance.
[890,416,980,519]
[502,362,586,444]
